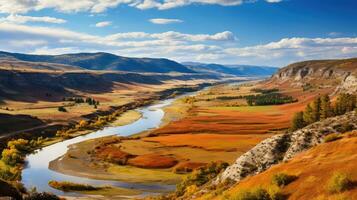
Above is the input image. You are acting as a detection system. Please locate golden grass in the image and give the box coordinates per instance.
[107,165,183,184]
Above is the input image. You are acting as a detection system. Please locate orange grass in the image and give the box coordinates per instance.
[127,153,178,169]
[143,133,269,152]
[219,135,357,200]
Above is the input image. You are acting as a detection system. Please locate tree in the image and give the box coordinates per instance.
[311,96,321,122]
[303,103,315,124]
[320,94,333,119]
[291,111,305,131]
[334,93,357,115]
[1,148,23,166]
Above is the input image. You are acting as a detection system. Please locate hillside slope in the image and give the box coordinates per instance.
[217,131,357,200]
[216,111,357,183]
[0,51,194,73]
[183,62,278,76]
[266,58,357,94]
[0,69,216,103]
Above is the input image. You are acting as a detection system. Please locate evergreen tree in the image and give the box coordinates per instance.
[320,94,333,119]
[311,96,321,122]
[291,111,305,131]
[303,103,315,124]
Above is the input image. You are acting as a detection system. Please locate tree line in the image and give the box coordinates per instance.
[291,93,356,131]
[63,97,100,106]
[246,93,297,106]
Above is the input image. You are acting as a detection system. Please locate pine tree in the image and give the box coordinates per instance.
[303,103,315,124]
[320,94,333,119]
[311,97,321,122]
[291,111,305,131]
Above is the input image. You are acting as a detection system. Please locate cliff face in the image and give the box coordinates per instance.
[215,111,357,184]
[267,58,357,93]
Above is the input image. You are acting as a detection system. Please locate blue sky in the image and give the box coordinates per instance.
[0,0,356,67]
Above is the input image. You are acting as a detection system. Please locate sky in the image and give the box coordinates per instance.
[0,0,356,67]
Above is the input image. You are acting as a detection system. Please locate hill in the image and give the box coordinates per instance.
[183,62,278,76]
[216,130,357,200]
[0,51,194,73]
[266,58,357,94]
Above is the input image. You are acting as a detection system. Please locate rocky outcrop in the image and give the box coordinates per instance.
[267,58,357,88]
[334,74,357,94]
[215,111,357,183]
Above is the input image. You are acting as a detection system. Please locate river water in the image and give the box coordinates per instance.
[21,92,198,196]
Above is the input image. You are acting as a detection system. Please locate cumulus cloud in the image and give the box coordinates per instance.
[0,0,283,14]
[105,31,236,42]
[95,21,112,27]
[149,18,183,24]
[0,21,356,67]
[0,14,66,24]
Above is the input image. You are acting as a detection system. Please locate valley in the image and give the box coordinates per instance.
[0,55,356,200]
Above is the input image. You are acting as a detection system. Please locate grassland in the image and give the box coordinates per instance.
[49,80,329,198]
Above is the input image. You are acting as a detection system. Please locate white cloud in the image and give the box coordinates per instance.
[149,18,183,24]
[95,21,112,27]
[106,31,236,42]
[328,32,342,37]
[0,0,283,14]
[0,21,356,67]
[0,14,66,24]
[265,0,282,3]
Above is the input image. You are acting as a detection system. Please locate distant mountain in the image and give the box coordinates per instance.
[0,51,194,73]
[182,62,278,76]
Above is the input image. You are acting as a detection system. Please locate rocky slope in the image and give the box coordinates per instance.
[266,58,357,94]
[215,111,357,183]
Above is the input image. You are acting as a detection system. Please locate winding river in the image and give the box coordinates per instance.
[21,91,198,196]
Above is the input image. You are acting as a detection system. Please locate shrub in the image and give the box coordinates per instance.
[324,133,342,143]
[0,166,21,180]
[8,139,30,152]
[272,173,297,187]
[175,161,229,197]
[267,185,285,200]
[327,172,352,193]
[1,148,24,166]
[230,188,270,200]
[58,106,67,112]
[24,192,60,200]
[229,187,285,200]
[48,180,100,191]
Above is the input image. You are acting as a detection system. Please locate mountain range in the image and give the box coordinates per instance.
[0,51,277,76]
[183,62,278,76]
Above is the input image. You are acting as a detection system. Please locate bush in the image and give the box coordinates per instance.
[267,185,285,200]
[327,172,352,193]
[48,180,100,191]
[272,173,297,187]
[58,106,67,112]
[0,166,21,180]
[175,161,229,197]
[1,148,24,166]
[24,192,60,200]
[229,187,285,200]
[230,188,270,200]
[324,133,342,143]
